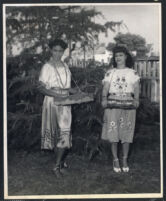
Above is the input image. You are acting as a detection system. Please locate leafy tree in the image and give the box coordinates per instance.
[6,6,106,56]
[6,6,124,57]
[106,33,152,58]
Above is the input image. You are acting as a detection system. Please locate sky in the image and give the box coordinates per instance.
[93,4,160,53]
[9,3,161,56]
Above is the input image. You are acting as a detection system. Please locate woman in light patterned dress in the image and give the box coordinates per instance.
[38,39,76,177]
[101,46,140,173]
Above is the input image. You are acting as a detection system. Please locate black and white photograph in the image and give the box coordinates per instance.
[3,2,163,199]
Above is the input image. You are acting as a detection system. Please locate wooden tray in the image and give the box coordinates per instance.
[53,92,94,106]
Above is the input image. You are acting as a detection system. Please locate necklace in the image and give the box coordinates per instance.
[50,59,68,89]
[55,62,68,89]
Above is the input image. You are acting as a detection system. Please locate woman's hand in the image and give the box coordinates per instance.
[133,99,139,108]
[102,99,108,108]
[133,81,140,108]
[69,87,79,94]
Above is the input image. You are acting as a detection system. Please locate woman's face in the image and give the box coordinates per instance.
[115,52,127,66]
[51,45,64,60]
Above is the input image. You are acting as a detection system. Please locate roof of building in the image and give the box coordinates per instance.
[95,46,106,54]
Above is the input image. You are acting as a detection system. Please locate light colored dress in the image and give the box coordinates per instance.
[101,68,140,143]
[39,62,72,150]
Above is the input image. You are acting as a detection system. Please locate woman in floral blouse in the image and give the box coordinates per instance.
[101,45,140,173]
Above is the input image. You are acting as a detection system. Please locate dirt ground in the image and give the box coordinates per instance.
[7,123,161,196]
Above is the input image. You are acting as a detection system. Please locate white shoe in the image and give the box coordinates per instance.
[113,159,121,173]
[122,166,129,172]
[122,157,129,172]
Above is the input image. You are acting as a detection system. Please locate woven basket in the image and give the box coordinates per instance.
[53,92,94,106]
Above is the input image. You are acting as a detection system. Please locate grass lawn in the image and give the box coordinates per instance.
[7,122,160,196]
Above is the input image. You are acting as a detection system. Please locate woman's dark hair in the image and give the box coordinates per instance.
[48,39,68,50]
[112,45,134,68]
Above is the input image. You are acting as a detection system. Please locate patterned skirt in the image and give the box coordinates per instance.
[41,95,72,150]
[101,108,136,143]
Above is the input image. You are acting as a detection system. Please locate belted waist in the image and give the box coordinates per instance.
[51,87,69,96]
[108,93,134,98]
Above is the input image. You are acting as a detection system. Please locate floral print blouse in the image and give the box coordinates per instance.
[103,68,140,94]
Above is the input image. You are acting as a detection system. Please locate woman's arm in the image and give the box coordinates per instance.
[37,81,67,98]
[133,81,140,108]
[102,82,110,108]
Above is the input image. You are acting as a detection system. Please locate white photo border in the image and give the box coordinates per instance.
[3,2,163,199]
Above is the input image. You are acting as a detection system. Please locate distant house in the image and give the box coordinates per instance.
[68,43,113,67]
[94,45,112,64]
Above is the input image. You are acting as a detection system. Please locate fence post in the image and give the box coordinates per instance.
[156,61,159,77]
[138,61,143,76]
[147,61,151,78]
[157,80,160,102]
[143,61,147,77]
[151,79,159,102]
[152,61,157,77]
[147,80,151,100]
[141,79,147,98]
